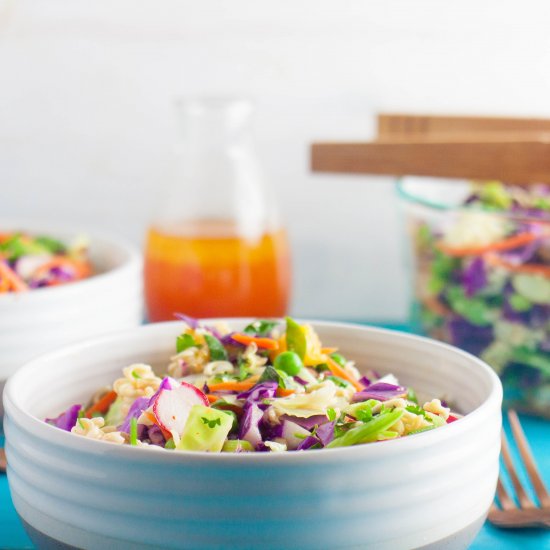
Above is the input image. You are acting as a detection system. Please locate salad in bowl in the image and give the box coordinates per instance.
[0,231,92,293]
[47,316,458,453]
[4,318,501,549]
[401,178,550,416]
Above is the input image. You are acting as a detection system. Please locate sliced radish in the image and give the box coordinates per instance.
[152,381,209,437]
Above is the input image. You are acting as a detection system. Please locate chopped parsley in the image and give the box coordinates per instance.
[176,333,197,354]
[356,406,373,423]
[201,417,222,429]
[243,320,278,336]
[327,375,350,388]
[204,334,228,361]
[406,404,427,417]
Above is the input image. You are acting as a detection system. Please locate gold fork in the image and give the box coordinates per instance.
[488,410,550,528]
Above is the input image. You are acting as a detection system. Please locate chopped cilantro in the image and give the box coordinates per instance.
[405,404,426,417]
[314,363,330,373]
[356,406,373,423]
[243,320,278,336]
[131,370,141,379]
[327,376,350,388]
[235,363,250,381]
[176,333,197,353]
[259,364,288,388]
[204,334,228,361]
[201,416,222,429]
[326,408,337,422]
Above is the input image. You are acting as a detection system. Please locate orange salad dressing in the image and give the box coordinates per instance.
[144,221,291,321]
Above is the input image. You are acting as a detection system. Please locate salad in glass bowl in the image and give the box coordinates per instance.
[401,178,550,416]
[46,316,458,452]
[0,232,92,293]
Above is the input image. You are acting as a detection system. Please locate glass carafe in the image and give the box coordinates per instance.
[144,97,291,321]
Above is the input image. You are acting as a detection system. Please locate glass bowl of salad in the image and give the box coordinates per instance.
[3,317,502,549]
[398,176,550,417]
[0,223,143,409]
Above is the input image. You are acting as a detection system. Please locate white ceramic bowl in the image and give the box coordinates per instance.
[3,320,502,550]
[0,222,143,389]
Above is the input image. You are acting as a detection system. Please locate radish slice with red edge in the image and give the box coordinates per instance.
[152,381,209,437]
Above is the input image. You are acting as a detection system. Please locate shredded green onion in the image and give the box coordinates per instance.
[130,417,138,446]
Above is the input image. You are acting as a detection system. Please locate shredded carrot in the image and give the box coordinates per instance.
[207,377,260,393]
[320,347,338,355]
[326,356,364,392]
[0,260,29,292]
[276,387,295,397]
[0,274,10,293]
[32,257,92,283]
[436,231,542,257]
[206,394,220,403]
[485,253,550,278]
[231,333,279,350]
[144,410,157,424]
[85,390,117,418]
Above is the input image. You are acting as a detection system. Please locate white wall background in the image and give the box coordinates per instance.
[2,0,550,321]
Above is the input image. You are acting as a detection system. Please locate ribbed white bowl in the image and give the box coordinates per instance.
[0,221,143,384]
[3,321,502,550]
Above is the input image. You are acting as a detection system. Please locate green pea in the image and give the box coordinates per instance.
[274,351,303,376]
[330,353,347,367]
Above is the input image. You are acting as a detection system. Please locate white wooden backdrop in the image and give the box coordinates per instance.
[2,0,550,320]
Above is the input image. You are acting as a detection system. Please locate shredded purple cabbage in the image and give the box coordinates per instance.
[293,376,308,386]
[315,421,336,446]
[237,381,278,403]
[297,435,318,451]
[174,313,200,329]
[448,316,494,356]
[147,424,167,446]
[462,257,487,298]
[280,414,328,430]
[352,382,407,403]
[119,397,150,433]
[45,404,81,432]
[239,403,264,448]
[174,312,224,339]
[358,375,372,387]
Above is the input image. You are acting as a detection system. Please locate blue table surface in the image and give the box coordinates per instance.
[2,322,550,549]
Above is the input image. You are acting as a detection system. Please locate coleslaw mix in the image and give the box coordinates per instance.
[0,232,92,293]
[412,181,550,416]
[46,316,457,452]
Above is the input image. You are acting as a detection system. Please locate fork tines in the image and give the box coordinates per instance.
[488,410,550,528]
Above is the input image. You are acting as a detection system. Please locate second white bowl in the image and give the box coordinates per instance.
[0,223,143,384]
